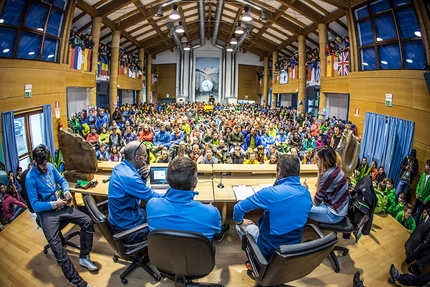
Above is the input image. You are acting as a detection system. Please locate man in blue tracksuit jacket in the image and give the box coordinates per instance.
[147,157,229,242]
[108,141,162,243]
[233,154,312,259]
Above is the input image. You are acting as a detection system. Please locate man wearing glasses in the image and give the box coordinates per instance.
[108,141,162,243]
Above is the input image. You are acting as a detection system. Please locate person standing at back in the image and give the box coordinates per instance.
[233,154,312,259]
[396,149,419,199]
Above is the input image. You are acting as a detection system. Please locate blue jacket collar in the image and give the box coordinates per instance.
[274,176,300,186]
[164,188,199,202]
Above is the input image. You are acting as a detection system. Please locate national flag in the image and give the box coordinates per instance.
[315,61,321,82]
[129,65,136,78]
[70,46,82,70]
[307,63,315,82]
[291,65,297,79]
[101,63,109,76]
[97,61,101,75]
[70,47,75,69]
[326,55,333,77]
[338,51,349,76]
[119,61,125,75]
[138,68,143,79]
[83,49,92,72]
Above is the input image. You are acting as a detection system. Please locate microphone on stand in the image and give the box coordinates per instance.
[217,172,225,189]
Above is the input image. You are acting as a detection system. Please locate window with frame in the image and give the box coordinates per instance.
[353,0,426,71]
[15,110,46,168]
[0,0,69,62]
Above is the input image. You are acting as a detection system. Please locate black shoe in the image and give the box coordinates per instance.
[353,271,364,287]
[214,224,230,242]
[389,264,400,283]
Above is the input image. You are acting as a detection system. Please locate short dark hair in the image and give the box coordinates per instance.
[277,154,300,178]
[167,157,197,190]
[32,144,50,164]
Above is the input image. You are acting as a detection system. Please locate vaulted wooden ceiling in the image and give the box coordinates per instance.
[73,0,358,59]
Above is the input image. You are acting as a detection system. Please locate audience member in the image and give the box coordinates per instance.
[396,203,416,234]
[2,183,27,223]
[396,149,419,198]
[412,160,430,224]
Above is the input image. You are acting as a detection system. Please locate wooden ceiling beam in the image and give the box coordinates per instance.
[97,0,132,18]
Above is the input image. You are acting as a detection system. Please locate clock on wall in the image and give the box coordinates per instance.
[201,80,213,92]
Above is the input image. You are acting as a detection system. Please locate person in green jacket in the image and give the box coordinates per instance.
[396,204,416,234]
[412,160,430,224]
[385,178,396,214]
[389,193,406,217]
[69,113,80,134]
[375,181,388,214]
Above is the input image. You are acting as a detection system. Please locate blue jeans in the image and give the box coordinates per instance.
[396,179,410,198]
[235,223,260,243]
[7,205,26,223]
[308,204,344,224]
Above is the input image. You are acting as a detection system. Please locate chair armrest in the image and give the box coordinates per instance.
[305,223,325,239]
[96,199,108,208]
[242,233,268,273]
[113,223,148,241]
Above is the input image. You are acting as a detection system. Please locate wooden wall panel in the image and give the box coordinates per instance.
[0,59,96,147]
[117,74,143,91]
[344,70,429,174]
[153,64,176,101]
[238,65,260,101]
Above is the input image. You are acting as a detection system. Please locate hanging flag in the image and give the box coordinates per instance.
[326,55,333,77]
[101,62,109,76]
[70,46,83,70]
[70,47,76,69]
[97,61,101,75]
[83,49,92,72]
[274,71,277,83]
[315,61,321,82]
[338,51,349,76]
[291,65,297,79]
[119,61,125,75]
[307,62,315,82]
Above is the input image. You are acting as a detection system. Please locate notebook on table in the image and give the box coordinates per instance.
[149,166,170,195]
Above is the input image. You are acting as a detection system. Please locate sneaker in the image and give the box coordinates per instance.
[389,264,400,283]
[214,224,230,242]
[353,271,364,287]
[79,255,98,271]
[86,284,91,287]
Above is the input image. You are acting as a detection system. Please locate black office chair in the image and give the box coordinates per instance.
[84,194,160,284]
[147,229,225,287]
[318,216,356,273]
[242,224,338,287]
[20,169,80,254]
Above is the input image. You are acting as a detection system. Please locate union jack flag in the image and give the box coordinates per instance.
[338,51,349,76]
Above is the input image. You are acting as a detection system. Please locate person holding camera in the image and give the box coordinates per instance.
[108,141,162,243]
[25,144,97,287]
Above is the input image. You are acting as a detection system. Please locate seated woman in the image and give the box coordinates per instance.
[307,145,350,224]
[396,204,416,234]
[109,145,122,162]
[3,183,27,223]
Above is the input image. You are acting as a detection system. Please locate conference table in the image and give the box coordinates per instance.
[68,161,318,222]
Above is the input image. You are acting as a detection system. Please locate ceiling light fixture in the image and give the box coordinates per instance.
[181,32,188,43]
[169,4,180,20]
[183,42,191,51]
[226,45,233,52]
[230,33,238,45]
[176,21,185,33]
[241,6,252,22]
[260,9,267,21]
[235,22,244,35]
[156,5,163,17]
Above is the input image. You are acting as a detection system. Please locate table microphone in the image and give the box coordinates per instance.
[217,172,225,189]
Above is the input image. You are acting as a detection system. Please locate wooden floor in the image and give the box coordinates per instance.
[0,210,413,287]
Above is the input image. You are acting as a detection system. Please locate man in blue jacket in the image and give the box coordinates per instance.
[108,141,162,243]
[26,144,97,287]
[153,123,172,153]
[146,157,229,242]
[233,154,312,259]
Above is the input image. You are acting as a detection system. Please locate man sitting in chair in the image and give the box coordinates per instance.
[146,157,229,242]
[233,154,313,260]
[25,144,97,287]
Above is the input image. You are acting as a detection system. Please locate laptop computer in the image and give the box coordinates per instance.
[149,166,170,195]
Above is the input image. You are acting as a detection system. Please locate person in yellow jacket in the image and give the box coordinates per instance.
[243,153,260,164]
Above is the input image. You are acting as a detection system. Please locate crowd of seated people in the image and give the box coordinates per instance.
[68,102,357,167]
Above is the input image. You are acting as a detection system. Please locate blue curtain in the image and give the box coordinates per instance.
[1,111,19,174]
[382,117,415,186]
[359,112,386,165]
[43,105,55,156]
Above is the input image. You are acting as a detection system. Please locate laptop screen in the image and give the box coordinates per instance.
[149,166,168,185]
